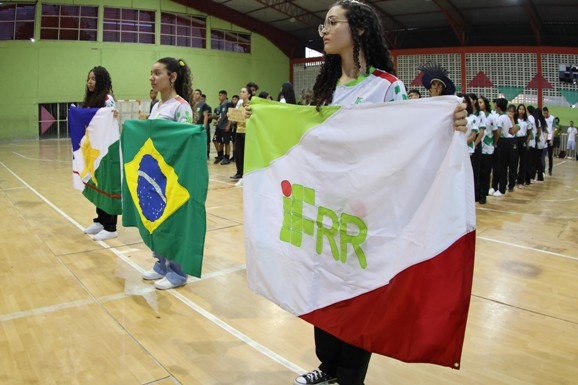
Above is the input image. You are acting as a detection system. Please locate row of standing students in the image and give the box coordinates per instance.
[462,94,553,204]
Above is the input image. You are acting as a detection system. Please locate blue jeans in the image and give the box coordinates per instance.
[152,252,188,285]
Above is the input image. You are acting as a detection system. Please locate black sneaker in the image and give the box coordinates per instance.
[213,157,223,164]
[294,369,336,385]
[229,174,242,179]
[220,157,231,165]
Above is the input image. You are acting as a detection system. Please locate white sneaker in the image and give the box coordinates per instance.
[493,191,504,197]
[84,222,104,234]
[154,277,186,290]
[235,178,243,187]
[488,188,495,195]
[93,229,118,241]
[142,270,165,280]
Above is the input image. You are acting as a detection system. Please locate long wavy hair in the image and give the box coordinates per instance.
[83,66,113,108]
[156,57,193,105]
[311,0,394,109]
[279,82,297,104]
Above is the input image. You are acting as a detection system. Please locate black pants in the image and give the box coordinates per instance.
[497,138,518,193]
[315,327,371,385]
[234,133,245,177]
[516,137,528,185]
[547,144,554,174]
[205,125,211,159]
[95,208,117,232]
[490,145,500,191]
[479,153,493,200]
[527,147,537,183]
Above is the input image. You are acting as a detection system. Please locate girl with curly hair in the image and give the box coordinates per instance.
[294,1,467,385]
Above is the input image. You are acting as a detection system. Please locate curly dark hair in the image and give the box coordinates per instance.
[311,0,395,109]
[83,66,113,108]
[156,57,193,105]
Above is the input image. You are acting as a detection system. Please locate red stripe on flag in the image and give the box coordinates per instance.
[300,231,476,369]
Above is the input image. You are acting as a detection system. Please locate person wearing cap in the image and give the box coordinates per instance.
[419,62,456,96]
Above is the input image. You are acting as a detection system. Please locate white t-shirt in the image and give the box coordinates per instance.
[516,119,528,137]
[332,67,407,106]
[149,96,193,123]
[527,115,537,148]
[544,115,555,140]
[481,111,497,155]
[105,94,115,108]
[466,114,479,154]
[568,126,577,142]
[497,114,514,138]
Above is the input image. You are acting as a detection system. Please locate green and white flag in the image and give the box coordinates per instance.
[244,97,476,368]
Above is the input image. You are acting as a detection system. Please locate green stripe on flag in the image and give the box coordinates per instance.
[82,140,122,215]
[245,98,340,173]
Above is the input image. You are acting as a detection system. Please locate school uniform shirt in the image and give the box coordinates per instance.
[149,96,193,124]
[545,115,555,141]
[481,111,497,155]
[105,94,116,108]
[497,114,515,138]
[516,119,529,138]
[332,67,407,106]
[527,115,537,148]
[466,114,479,154]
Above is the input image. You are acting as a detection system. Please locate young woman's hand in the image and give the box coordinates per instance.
[453,103,467,132]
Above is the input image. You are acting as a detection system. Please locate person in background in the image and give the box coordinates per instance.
[143,57,195,290]
[246,81,259,98]
[213,90,232,164]
[82,66,119,242]
[278,81,297,104]
[419,62,456,97]
[407,89,421,99]
[542,107,555,175]
[567,120,577,159]
[258,91,272,100]
[149,89,159,113]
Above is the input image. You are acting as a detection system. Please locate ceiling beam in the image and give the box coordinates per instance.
[431,0,468,46]
[523,0,543,45]
[171,0,304,58]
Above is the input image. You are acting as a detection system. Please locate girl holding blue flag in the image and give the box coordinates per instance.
[142,57,194,290]
[82,66,119,241]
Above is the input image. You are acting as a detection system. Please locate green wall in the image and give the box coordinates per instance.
[0,0,289,140]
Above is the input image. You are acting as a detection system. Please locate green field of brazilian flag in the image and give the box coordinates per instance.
[121,120,208,278]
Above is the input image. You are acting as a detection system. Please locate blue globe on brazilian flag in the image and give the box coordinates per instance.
[121,120,208,278]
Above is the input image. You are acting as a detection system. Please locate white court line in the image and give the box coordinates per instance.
[0,186,26,191]
[478,206,578,218]
[13,151,69,163]
[477,236,578,261]
[0,160,305,375]
[0,299,95,322]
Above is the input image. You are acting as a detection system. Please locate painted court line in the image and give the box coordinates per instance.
[13,151,69,163]
[0,160,304,376]
[477,236,578,261]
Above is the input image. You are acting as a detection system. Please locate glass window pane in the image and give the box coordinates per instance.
[61,6,80,17]
[122,21,137,31]
[140,33,154,44]
[0,22,14,40]
[16,5,35,21]
[81,7,97,17]
[15,21,33,39]
[80,30,96,41]
[103,30,120,42]
[0,5,16,22]
[42,5,59,16]
[122,9,137,21]
[140,11,154,22]
[160,35,173,45]
[139,22,154,33]
[42,16,58,28]
[59,29,78,40]
[121,31,137,42]
[104,8,120,20]
[103,20,119,31]
[81,17,97,30]
[61,16,79,29]
[41,28,58,40]
[161,24,173,34]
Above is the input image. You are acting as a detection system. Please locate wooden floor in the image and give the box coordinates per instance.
[0,139,577,385]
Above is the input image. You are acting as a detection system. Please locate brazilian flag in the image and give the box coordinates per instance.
[121,119,208,278]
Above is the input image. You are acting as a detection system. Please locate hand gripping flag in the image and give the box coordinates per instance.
[121,120,208,278]
[244,97,476,369]
[69,106,122,215]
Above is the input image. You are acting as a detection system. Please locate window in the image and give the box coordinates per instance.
[41,4,97,41]
[211,29,251,53]
[161,12,206,48]
[0,3,35,41]
[103,8,155,44]
[40,101,81,139]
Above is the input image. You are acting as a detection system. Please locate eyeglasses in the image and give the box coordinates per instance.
[318,19,348,37]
